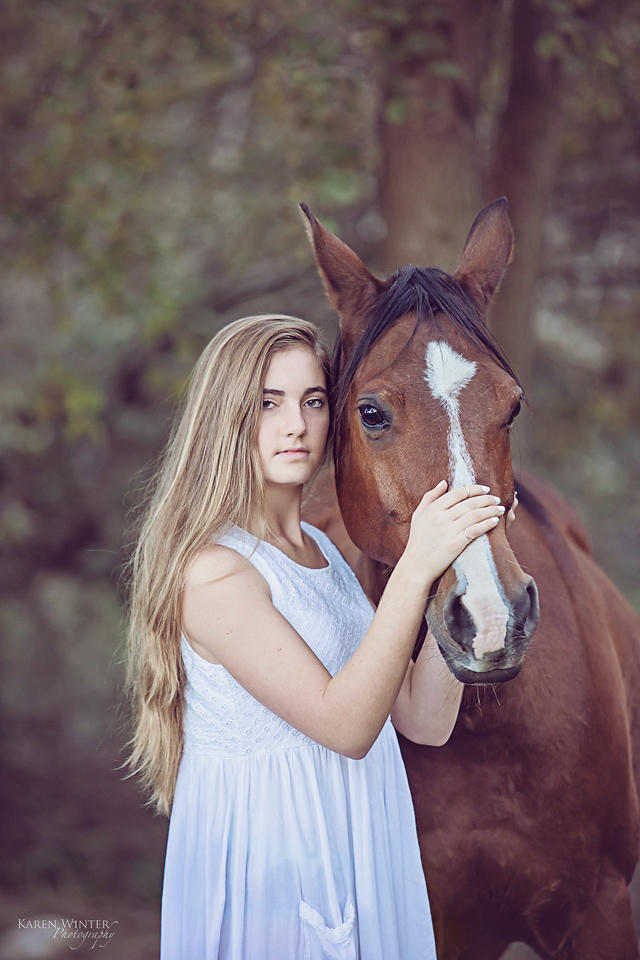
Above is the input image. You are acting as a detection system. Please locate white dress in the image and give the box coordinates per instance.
[161,522,437,960]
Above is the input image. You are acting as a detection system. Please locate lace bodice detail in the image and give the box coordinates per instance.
[181,522,375,759]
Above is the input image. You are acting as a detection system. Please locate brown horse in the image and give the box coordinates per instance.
[301,199,640,959]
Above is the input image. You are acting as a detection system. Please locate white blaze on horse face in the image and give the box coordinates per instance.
[424,341,509,658]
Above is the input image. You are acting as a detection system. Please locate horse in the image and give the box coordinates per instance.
[300,198,640,959]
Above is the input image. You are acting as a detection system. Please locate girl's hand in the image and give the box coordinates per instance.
[402,480,505,587]
[507,490,518,526]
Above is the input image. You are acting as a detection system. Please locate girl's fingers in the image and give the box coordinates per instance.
[458,505,505,526]
[448,494,501,519]
[415,479,448,510]
[439,484,491,509]
[462,516,500,541]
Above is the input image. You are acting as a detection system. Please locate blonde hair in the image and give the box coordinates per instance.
[124,315,331,815]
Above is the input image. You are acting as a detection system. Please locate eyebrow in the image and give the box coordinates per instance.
[263,386,327,396]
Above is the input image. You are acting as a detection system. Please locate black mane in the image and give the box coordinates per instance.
[331,265,522,435]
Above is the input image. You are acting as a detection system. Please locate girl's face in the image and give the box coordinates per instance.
[258,346,330,490]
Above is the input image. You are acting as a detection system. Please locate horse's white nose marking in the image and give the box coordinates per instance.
[424,341,509,657]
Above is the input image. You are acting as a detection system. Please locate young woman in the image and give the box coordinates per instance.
[126,314,507,959]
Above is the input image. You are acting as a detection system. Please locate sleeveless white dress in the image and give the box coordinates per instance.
[161,522,437,959]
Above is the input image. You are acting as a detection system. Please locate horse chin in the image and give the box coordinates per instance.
[447,660,523,685]
[426,616,525,685]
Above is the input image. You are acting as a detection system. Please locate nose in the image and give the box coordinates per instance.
[443,577,540,650]
[443,585,475,646]
[515,577,539,638]
[285,403,306,436]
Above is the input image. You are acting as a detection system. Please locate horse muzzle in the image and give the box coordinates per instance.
[427,575,540,685]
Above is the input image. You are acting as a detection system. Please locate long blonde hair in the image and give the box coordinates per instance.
[124,315,331,815]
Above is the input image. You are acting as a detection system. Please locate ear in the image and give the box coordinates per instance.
[453,197,514,318]
[300,203,385,356]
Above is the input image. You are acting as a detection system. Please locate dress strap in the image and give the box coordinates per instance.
[215,524,263,557]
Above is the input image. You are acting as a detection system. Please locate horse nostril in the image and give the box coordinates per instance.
[514,579,540,637]
[443,590,475,645]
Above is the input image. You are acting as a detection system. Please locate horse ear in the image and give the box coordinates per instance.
[453,198,514,318]
[300,203,384,355]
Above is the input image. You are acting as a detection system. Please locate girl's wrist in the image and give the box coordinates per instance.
[393,551,435,602]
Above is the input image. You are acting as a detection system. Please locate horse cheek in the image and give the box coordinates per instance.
[337,439,407,566]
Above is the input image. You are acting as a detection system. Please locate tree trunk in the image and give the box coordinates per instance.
[487,0,567,392]
[377,0,502,273]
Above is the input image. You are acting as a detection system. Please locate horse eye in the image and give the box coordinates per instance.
[358,403,389,429]
[508,401,521,425]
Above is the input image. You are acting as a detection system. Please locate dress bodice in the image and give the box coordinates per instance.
[181,522,375,759]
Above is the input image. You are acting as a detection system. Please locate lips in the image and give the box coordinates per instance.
[277,448,310,456]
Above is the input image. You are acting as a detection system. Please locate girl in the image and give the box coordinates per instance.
[126,314,507,959]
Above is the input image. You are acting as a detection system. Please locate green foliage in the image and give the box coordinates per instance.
[384,98,408,125]
[429,59,466,81]
[536,30,567,60]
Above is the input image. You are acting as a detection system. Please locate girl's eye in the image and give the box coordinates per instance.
[262,399,277,410]
[358,404,390,429]
[305,397,324,408]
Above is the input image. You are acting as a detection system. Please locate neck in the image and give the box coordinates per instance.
[261,483,305,546]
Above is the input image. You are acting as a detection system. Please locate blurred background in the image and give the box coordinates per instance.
[1,0,639,956]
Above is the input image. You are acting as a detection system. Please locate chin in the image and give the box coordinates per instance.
[266,467,315,487]
[448,660,523,684]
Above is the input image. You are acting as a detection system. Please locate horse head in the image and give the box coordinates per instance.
[302,198,540,683]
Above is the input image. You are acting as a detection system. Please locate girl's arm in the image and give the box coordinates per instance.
[182,482,504,760]
[390,632,464,746]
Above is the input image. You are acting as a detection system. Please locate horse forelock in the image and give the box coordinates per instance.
[331,265,522,452]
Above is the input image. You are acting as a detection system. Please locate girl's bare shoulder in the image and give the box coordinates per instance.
[185,542,269,595]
